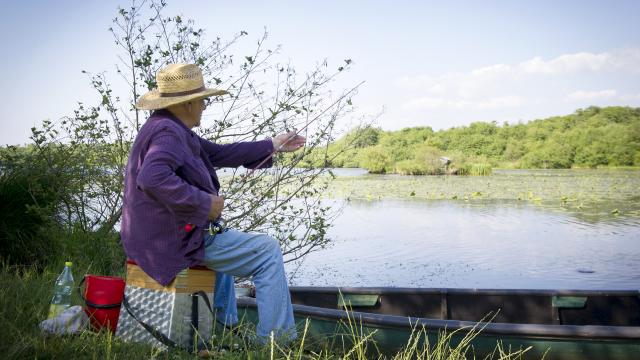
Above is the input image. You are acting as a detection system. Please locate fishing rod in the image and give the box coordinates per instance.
[209,82,364,233]
[244,80,365,177]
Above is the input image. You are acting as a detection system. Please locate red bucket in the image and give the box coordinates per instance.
[80,275,125,333]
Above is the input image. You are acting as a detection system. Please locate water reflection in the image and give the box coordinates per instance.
[287,199,640,290]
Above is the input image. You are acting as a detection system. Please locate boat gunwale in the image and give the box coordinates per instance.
[237,296,640,341]
[289,286,640,297]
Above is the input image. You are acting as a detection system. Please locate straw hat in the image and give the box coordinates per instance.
[135,63,228,110]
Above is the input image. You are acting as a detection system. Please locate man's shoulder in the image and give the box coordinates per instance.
[144,114,183,132]
[138,115,189,143]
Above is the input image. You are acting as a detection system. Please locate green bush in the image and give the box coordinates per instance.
[0,151,63,269]
[0,148,125,273]
[359,146,391,173]
[520,141,574,169]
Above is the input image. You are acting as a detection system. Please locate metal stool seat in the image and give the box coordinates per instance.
[116,260,217,350]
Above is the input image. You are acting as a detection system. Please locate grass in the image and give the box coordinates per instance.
[459,163,493,176]
[0,264,536,359]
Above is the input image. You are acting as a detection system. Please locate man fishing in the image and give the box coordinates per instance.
[120,63,305,343]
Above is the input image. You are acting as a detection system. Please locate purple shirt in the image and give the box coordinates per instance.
[121,109,274,286]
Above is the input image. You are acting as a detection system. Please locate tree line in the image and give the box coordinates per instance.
[299,106,640,174]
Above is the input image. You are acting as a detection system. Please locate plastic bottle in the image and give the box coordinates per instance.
[47,261,74,319]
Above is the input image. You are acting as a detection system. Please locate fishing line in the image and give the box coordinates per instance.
[216,81,364,232]
[244,81,365,177]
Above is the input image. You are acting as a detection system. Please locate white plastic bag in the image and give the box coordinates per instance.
[39,305,89,335]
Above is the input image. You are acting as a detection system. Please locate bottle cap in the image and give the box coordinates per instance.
[65,261,73,267]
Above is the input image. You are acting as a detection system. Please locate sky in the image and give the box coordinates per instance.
[1,0,639,145]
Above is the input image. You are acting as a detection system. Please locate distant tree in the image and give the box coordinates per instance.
[351,126,382,148]
[521,141,573,169]
[359,146,391,173]
[324,105,640,172]
[503,140,526,162]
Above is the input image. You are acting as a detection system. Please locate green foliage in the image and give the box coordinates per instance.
[350,125,382,148]
[457,163,493,176]
[395,145,445,175]
[321,106,640,173]
[359,146,392,173]
[0,148,63,268]
[28,106,127,232]
[0,146,125,271]
[520,140,574,169]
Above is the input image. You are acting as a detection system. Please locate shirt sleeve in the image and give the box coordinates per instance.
[136,127,211,225]
[199,137,274,169]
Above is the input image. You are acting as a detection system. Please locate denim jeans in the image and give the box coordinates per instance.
[201,229,296,342]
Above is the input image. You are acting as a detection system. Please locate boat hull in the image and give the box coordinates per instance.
[236,287,640,360]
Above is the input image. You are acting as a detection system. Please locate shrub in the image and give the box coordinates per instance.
[0,150,63,268]
[359,146,391,173]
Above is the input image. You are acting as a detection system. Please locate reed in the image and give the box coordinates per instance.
[1,263,535,359]
[458,163,493,176]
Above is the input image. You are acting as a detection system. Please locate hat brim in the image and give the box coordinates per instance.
[135,88,228,110]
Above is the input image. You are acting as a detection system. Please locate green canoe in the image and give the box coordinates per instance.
[237,287,640,359]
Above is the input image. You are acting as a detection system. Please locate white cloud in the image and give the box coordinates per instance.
[395,48,640,90]
[402,97,444,109]
[471,63,512,77]
[568,90,617,101]
[402,96,522,110]
[476,96,523,109]
[396,48,640,112]
[427,83,447,95]
[518,52,611,74]
[473,49,640,76]
[620,93,640,101]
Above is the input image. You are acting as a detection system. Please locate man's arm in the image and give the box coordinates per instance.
[137,128,212,224]
[199,138,274,169]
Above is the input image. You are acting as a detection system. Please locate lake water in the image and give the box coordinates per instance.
[285,169,640,290]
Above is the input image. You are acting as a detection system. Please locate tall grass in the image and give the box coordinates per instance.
[1,264,535,359]
[457,163,493,176]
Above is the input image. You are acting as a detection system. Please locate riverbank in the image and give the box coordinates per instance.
[0,264,531,359]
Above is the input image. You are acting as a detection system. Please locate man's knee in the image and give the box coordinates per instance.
[257,235,281,255]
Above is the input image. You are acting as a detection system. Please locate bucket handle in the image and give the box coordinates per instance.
[78,276,122,309]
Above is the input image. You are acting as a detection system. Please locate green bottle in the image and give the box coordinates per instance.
[47,261,74,319]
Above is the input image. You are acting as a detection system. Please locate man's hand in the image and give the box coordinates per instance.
[272,131,306,152]
[209,195,224,220]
